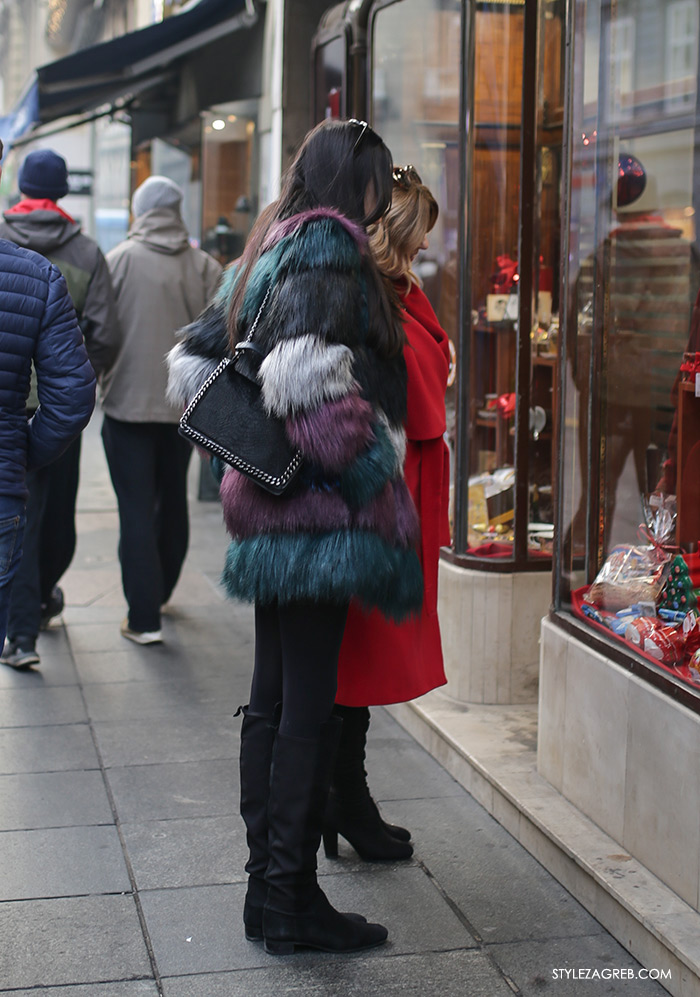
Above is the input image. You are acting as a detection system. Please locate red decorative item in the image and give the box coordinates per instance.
[625,618,685,664]
[490,254,519,293]
[496,392,516,419]
[683,612,700,657]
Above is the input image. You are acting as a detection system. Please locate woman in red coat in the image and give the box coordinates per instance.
[324,166,451,862]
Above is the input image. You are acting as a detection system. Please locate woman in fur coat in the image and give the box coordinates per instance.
[166,120,422,955]
[324,167,450,863]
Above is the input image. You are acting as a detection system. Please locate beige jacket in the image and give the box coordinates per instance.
[102,207,221,423]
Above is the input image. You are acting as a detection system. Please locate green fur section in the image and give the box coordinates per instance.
[222,530,423,622]
[339,420,396,509]
[277,219,361,275]
[236,221,361,325]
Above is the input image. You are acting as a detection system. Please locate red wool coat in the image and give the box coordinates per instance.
[336,282,451,706]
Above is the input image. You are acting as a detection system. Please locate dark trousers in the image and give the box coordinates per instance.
[6,437,81,640]
[250,601,349,738]
[0,507,25,650]
[101,416,192,632]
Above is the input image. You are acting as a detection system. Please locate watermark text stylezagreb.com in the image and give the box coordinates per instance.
[552,968,672,982]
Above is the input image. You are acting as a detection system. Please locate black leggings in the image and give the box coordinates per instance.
[250,601,349,739]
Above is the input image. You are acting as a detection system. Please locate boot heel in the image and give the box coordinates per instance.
[323,827,339,858]
[264,937,296,955]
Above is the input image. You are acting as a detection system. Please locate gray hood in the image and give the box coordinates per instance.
[127,207,190,255]
[1,209,81,254]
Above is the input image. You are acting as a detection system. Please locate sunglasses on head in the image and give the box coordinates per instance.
[392,164,422,188]
[348,118,374,154]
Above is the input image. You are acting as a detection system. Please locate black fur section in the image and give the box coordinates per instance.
[179,297,230,361]
[352,344,408,428]
[254,268,365,353]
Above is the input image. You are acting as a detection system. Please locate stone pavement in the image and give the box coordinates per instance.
[0,413,669,996]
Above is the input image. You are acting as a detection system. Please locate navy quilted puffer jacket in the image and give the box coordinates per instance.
[0,238,96,502]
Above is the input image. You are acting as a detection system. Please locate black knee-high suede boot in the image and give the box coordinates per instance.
[323,705,413,861]
[239,705,278,941]
[263,716,388,954]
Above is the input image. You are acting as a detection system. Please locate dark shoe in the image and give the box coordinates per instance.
[0,637,40,670]
[323,787,413,861]
[39,585,64,629]
[327,705,413,860]
[263,887,387,954]
[245,883,367,944]
[383,817,412,842]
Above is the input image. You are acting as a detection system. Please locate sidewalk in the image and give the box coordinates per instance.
[0,413,669,996]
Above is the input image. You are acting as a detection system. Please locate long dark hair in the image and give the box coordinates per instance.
[227,118,403,357]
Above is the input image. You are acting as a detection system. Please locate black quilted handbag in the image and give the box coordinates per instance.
[178,287,303,496]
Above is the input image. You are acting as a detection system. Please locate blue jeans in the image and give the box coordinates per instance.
[0,508,25,650]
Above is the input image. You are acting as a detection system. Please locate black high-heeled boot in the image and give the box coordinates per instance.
[323,705,413,861]
[263,717,388,954]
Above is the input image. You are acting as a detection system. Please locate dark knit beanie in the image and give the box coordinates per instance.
[18,149,69,201]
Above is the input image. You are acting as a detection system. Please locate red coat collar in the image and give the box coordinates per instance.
[6,198,75,223]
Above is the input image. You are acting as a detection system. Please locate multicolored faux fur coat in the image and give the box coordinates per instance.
[167,207,423,621]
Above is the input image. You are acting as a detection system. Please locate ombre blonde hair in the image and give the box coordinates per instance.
[369,167,439,291]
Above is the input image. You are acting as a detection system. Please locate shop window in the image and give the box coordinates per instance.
[315,35,346,120]
[665,0,699,111]
[558,0,700,695]
[369,0,462,515]
[200,106,257,266]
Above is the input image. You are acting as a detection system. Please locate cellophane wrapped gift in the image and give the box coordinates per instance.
[585,494,676,611]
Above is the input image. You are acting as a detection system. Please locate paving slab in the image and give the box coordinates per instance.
[93,714,239,768]
[160,949,514,997]
[0,723,98,774]
[81,673,247,723]
[0,825,131,899]
[490,935,672,995]
[73,643,251,686]
[0,770,114,830]
[106,758,238,822]
[0,985,158,997]
[121,816,248,890]
[0,685,87,727]
[0,895,152,989]
[380,794,606,945]
[0,650,78,687]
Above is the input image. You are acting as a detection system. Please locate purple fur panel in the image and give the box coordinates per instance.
[286,392,374,472]
[350,480,418,547]
[263,207,368,252]
[392,480,421,548]
[220,469,351,538]
[351,483,397,544]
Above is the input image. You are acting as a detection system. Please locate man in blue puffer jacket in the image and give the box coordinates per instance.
[0,138,96,657]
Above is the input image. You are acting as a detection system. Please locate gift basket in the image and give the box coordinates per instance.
[574,495,700,686]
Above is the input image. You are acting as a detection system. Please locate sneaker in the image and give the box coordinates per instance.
[40,586,64,629]
[1,637,40,669]
[120,619,163,645]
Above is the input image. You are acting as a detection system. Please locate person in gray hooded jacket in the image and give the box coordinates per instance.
[102,175,221,645]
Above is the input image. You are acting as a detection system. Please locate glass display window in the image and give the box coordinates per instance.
[556,0,700,696]
[369,0,462,531]
[369,0,565,565]
[200,104,257,266]
[314,35,347,120]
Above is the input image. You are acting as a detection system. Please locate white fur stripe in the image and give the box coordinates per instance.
[260,335,355,417]
[166,343,219,406]
[378,411,407,473]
